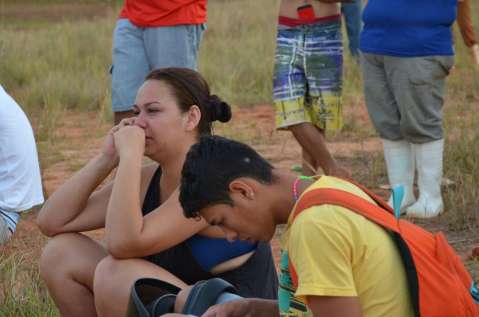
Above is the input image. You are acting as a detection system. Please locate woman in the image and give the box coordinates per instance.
[37,68,278,317]
[360,0,456,217]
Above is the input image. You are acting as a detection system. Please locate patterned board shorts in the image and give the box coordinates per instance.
[273,18,343,131]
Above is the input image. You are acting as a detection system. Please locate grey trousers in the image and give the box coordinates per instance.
[361,53,454,144]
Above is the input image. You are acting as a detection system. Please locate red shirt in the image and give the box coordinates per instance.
[119,0,207,27]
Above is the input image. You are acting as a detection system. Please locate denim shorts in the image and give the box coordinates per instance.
[111,19,205,112]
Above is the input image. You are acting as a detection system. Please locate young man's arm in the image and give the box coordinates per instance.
[307,296,362,317]
[202,298,278,317]
[316,0,355,3]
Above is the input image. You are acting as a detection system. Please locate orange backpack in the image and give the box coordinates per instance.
[289,182,479,317]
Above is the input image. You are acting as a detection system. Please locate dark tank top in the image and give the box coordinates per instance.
[142,167,278,299]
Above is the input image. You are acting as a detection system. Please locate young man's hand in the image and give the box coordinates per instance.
[201,299,252,317]
[315,0,355,3]
[201,299,278,317]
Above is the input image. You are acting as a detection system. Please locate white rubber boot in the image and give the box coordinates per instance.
[406,139,444,218]
[383,139,416,211]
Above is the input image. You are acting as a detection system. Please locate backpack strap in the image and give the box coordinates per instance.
[292,187,400,232]
[288,186,400,289]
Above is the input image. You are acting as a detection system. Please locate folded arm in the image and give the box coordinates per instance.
[37,153,116,236]
[104,154,209,258]
[104,126,209,258]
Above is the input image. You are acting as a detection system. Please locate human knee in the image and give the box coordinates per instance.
[288,122,308,133]
[399,122,442,144]
[174,285,193,313]
[375,121,402,141]
[94,255,121,288]
[40,233,83,279]
[367,109,402,141]
[93,255,130,300]
[93,256,134,316]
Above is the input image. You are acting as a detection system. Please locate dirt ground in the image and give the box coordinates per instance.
[3,105,479,275]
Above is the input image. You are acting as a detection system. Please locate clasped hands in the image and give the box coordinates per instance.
[101,118,145,165]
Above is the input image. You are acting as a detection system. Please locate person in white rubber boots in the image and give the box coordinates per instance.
[360,0,457,218]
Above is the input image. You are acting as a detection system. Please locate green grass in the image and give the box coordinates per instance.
[199,0,278,106]
[1,242,57,317]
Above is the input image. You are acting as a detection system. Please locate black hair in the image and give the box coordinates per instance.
[145,68,232,135]
[179,135,275,218]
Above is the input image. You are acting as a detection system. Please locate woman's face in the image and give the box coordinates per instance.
[133,79,195,161]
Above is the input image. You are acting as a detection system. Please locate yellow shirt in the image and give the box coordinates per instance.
[278,176,414,317]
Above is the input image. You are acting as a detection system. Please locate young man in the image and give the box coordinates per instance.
[179,136,414,317]
[273,0,350,177]
[0,85,44,245]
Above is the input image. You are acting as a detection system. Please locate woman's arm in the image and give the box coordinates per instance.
[105,125,209,258]
[37,123,126,236]
[37,153,116,237]
[106,186,209,258]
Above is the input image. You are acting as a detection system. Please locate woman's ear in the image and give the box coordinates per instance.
[183,105,201,132]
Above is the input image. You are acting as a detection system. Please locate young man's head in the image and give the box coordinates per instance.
[179,136,280,242]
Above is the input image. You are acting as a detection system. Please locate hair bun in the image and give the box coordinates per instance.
[209,94,232,123]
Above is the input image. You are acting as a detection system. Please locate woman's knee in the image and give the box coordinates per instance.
[40,233,105,287]
[175,285,193,313]
[40,233,82,278]
[399,120,442,144]
[93,255,127,298]
[94,255,120,285]
[94,256,136,316]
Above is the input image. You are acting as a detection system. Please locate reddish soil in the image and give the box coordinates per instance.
[2,105,478,275]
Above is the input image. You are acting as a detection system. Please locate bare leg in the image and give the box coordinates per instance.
[174,285,194,313]
[289,122,350,178]
[114,110,134,125]
[94,256,188,317]
[40,233,108,317]
[301,149,316,176]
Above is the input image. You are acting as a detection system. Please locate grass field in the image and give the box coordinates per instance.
[1,0,479,315]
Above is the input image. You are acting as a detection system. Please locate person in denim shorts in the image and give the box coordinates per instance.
[111,0,206,124]
[273,0,350,178]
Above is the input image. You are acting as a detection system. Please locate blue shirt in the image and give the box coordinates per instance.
[360,0,457,57]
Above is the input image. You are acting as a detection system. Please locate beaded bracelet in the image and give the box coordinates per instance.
[292,175,314,201]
